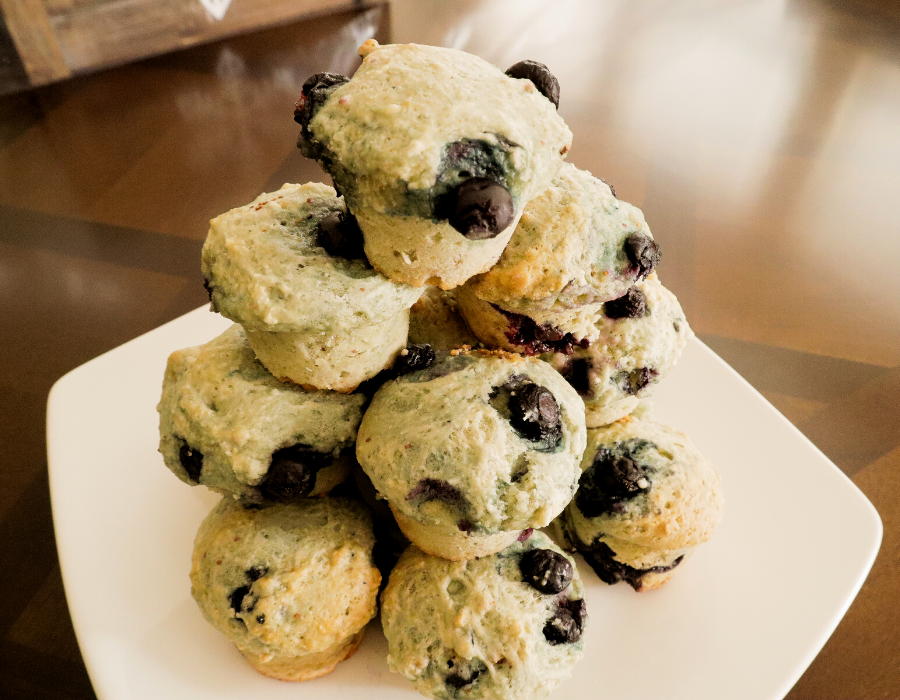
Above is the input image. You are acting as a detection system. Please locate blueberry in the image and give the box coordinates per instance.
[509,384,561,444]
[505,60,560,108]
[228,585,250,614]
[294,72,349,136]
[256,614,266,624]
[616,367,659,395]
[520,549,573,594]
[623,234,660,280]
[543,597,587,644]
[178,442,203,483]
[407,478,465,507]
[561,357,592,397]
[202,277,215,307]
[393,344,436,376]
[584,541,684,591]
[442,178,515,239]
[495,305,590,355]
[258,445,332,503]
[445,660,486,689]
[245,566,268,582]
[575,448,653,518]
[604,287,647,320]
[315,209,366,260]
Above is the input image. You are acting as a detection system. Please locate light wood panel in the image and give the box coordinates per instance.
[0,0,361,92]
[0,0,70,84]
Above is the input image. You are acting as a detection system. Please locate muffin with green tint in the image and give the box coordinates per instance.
[356,348,586,560]
[381,531,586,700]
[555,414,723,591]
[191,497,380,680]
[545,275,692,427]
[465,163,660,312]
[158,325,364,503]
[297,41,572,289]
[201,181,422,391]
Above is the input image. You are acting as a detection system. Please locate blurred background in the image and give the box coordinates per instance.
[0,0,898,698]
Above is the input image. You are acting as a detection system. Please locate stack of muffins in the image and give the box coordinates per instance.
[156,40,723,700]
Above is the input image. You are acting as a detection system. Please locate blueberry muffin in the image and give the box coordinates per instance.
[555,415,723,591]
[201,182,423,391]
[158,325,365,503]
[455,283,603,355]
[296,41,573,289]
[190,496,380,680]
[408,287,481,350]
[546,276,693,426]
[465,163,659,311]
[381,531,586,700]
[356,348,587,560]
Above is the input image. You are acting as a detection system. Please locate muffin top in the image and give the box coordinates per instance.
[201,182,422,333]
[158,325,365,500]
[381,531,586,700]
[568,415,724,550]
[302,42,572,220]
[356,349,586,534]
[190,497,380,659]
[466,164,659,311]
[546,276,693,412]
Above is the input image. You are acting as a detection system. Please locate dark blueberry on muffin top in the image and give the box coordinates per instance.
[575,444,654,517]
[509,383,562,445]
[443,178,515,240]
[543,597,587,645]
[520,549,574,594]
[178,442,204,483]
[623,234,660,280]
[407,478,466,508]
[315,209,366,261]
[394,344,436,376]
[228,585,250,614]
[258,446,332,503]
[505,60,560,108]
[294,72,349,134]
[616,367,659,395]
[604,287,648,320]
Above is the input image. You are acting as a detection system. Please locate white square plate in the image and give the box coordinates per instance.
[47,306,882,700]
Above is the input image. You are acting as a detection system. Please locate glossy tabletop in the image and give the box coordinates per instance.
[2,1,899,698]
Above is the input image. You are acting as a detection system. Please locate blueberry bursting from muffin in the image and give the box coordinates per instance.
[518,546,587,645]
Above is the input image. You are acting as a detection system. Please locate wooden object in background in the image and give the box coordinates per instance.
[0,0,363,94]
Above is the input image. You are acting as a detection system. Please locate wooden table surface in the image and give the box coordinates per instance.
[1,1,898,698]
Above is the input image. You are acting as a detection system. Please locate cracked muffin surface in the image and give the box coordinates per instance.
[158,325,365,501]
[299,41,572,288]
[556,414,723,591]
[201,181,422,334]
[356,349,587,540]
[381,531,586,700]
[466,163,659,311]
[190,496,380,679]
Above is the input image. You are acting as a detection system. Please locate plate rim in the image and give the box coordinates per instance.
[46,306,884,700]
